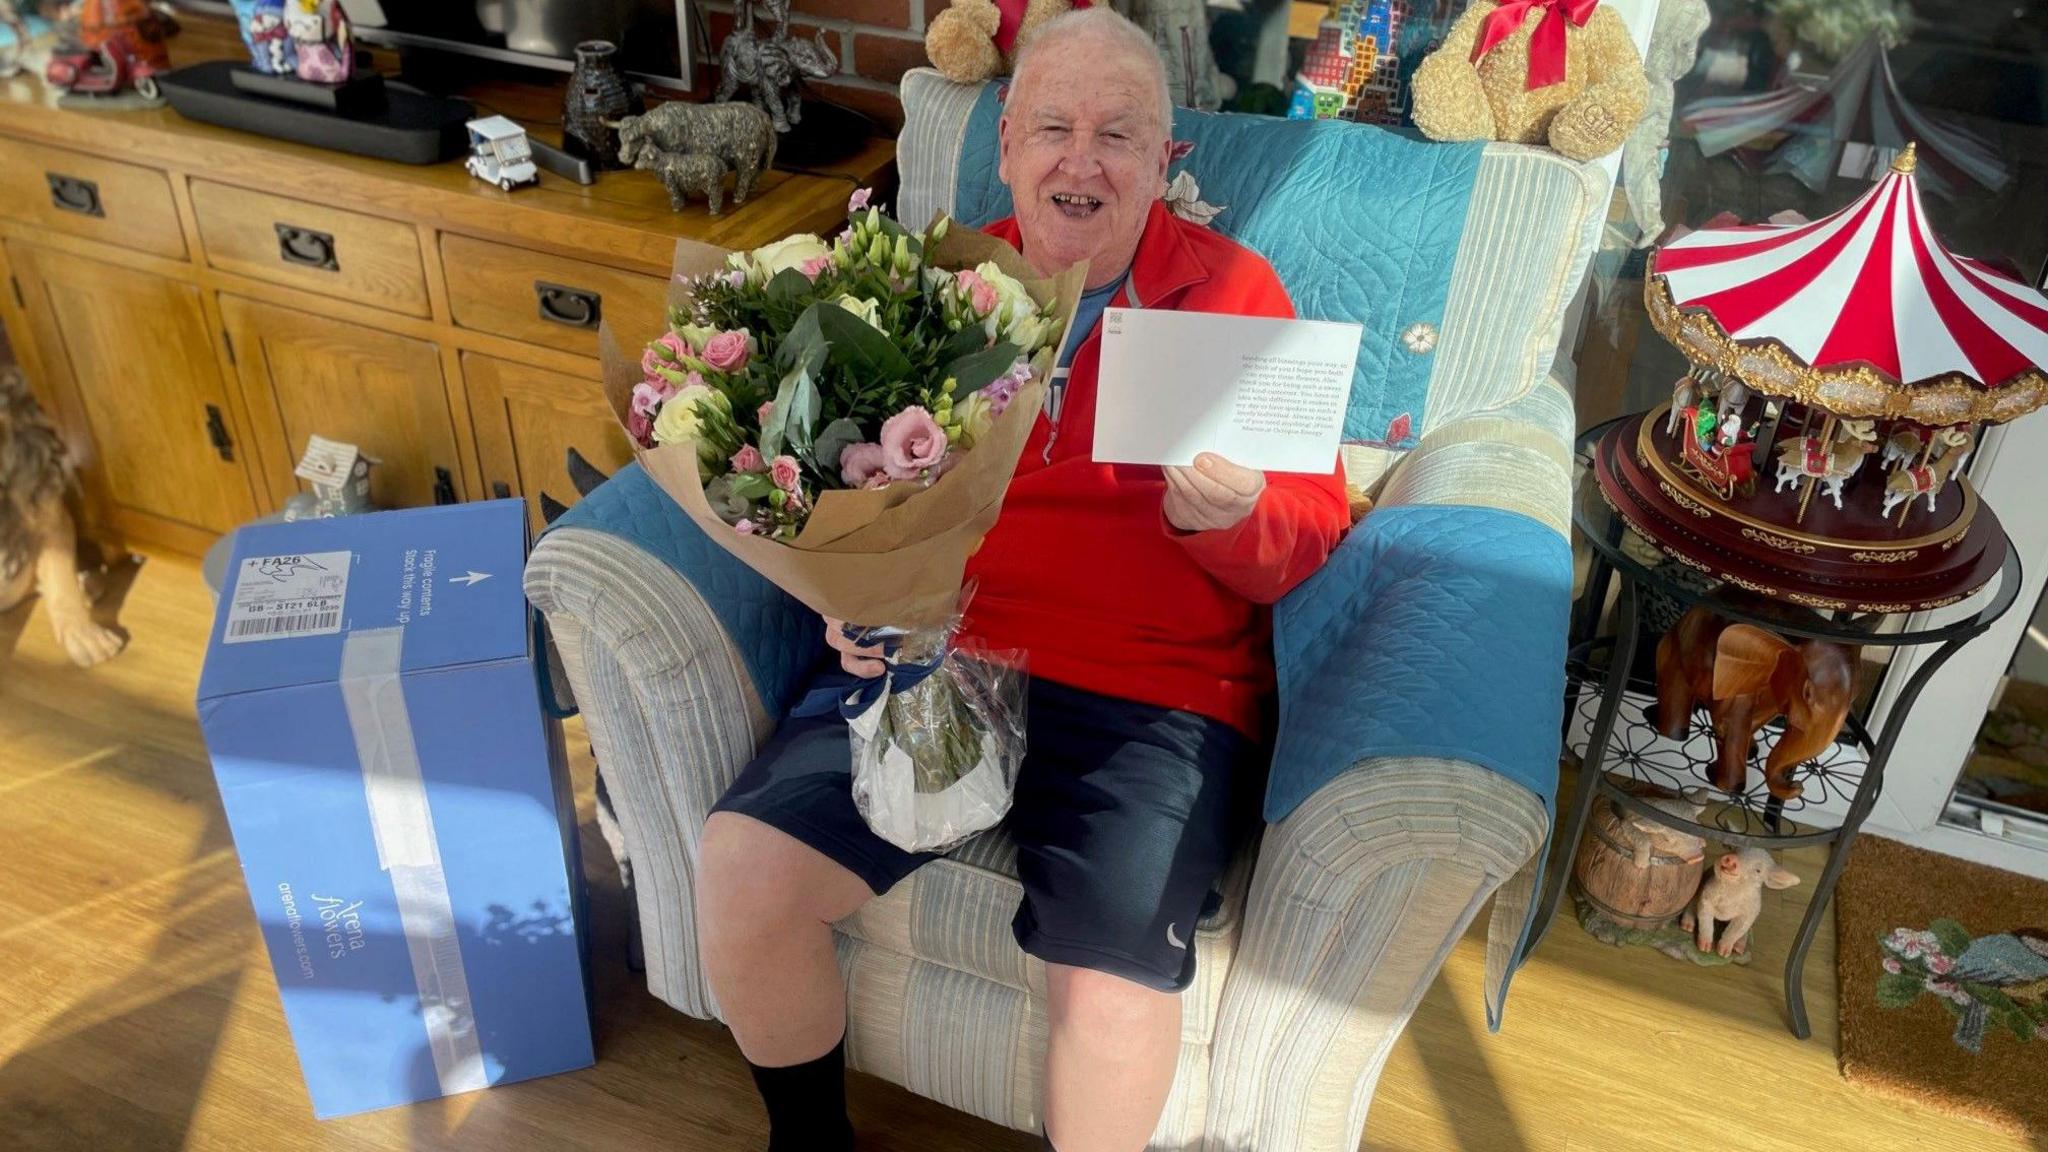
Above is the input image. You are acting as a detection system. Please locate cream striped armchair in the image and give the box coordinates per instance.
[525,71,1605,1152]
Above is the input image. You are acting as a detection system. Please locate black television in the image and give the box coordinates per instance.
[181,1,698,88]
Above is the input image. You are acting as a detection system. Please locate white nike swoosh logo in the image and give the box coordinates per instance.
[1166,923,1187,950]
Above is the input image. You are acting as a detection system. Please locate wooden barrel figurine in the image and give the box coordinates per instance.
[1571,797,1705,929]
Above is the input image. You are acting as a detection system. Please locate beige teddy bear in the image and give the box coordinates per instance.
[1412,0,1650,162]
[924,0,1080,86]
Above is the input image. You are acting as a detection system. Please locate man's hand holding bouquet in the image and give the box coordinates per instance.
[599,190,1086,852]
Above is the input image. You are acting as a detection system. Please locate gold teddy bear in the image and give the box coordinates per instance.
[1412,0,1649,162]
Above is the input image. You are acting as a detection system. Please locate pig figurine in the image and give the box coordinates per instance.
[1681,847,1801,957]
[1616,790,1709,869]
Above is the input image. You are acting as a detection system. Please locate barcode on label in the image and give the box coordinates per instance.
[230,611,340,638]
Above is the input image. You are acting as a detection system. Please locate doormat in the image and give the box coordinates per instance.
[1835,834,2048,1137]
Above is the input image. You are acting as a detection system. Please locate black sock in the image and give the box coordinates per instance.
[746,1037,854,1152]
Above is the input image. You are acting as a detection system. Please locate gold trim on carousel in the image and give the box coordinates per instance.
[1637,411,1978,552]
[1643,274,2048,425]
[1786,591,1851,610]
[1942,526,1970,551]
[1660,479,1713,518]
[1722,573,1783,597]
[1851,549,1919,563]
[1743,526,1818,554]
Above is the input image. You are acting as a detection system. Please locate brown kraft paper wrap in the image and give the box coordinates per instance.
[600,227,1089,628]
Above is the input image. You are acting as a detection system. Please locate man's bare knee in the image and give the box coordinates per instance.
[1046,963,1176,1032]
[700,811,874,931]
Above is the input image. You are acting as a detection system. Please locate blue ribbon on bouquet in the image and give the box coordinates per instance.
[789,628,946,721]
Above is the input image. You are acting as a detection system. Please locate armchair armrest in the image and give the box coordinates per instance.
[524,468,822,1016]
[1205,757,1545,1152]
[1376,372,1575,535]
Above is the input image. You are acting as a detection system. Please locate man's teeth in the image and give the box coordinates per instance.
[1051,193,1102,207]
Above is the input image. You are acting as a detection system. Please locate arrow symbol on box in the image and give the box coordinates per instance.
[449,571,492,587]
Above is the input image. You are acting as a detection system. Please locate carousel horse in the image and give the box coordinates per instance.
[1773,420,1876,510]
[1881,428,1971,516]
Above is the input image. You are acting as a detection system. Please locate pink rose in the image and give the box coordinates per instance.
[758,400,775,426]
[703,330,752,372]
[735,518,756,535]
[800,253,832,281]
[770,454,802,492]
[626,408,653,445]
[631,378,677,416]
[879,406,948,480]
[839,441,886,487]
[731,444,764,472]
[848,187,872,213]
[642,331,689,375]
[863,473,893,490]
[954,269,998,315]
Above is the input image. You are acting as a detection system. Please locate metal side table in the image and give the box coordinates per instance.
[1522,417,2022,1038]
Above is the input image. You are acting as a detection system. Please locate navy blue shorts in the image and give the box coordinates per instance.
[710,675,1259,992]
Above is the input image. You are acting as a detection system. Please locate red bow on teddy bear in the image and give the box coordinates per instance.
[990,0,1092,54]
[1470,0,1600,91]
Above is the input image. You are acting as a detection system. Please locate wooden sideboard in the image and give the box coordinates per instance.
[0,29,895,556]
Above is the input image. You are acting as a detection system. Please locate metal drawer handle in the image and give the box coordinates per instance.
[275,224,339,271]
[205,404,234,462]
[434,467,457,505]
[48,174,103,217]
[535,281,601,329]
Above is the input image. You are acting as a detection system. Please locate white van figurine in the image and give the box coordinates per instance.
[465,115,538,190]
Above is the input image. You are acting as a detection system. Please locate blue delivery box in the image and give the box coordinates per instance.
[196,499,593,1119]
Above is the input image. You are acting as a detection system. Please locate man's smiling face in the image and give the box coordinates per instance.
[998,35,1171,290]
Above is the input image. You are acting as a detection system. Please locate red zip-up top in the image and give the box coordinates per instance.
[963,202,1350,739]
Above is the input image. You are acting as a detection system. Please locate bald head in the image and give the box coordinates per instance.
[1010,8,1173,142]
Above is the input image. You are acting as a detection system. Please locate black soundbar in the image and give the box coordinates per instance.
[158,60,474,165]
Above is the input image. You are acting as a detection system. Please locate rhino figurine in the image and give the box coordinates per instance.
[611,101,776,205]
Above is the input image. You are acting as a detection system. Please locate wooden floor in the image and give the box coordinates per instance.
[0,549,2030,1152]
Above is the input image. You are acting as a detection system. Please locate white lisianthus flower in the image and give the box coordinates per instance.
[973,261,1049,350]
[921,266,955,294]
[833,294,888,332]
[745,233,832,281]
[651,383,719,445]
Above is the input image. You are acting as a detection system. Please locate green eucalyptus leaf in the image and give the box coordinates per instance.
[810,417,866,482]
[766,268,815,304]
[760,364,808,460]
[813,301,913,380]
[786,369,823,458]
[945,342,1023,397]
[728,472,775,501]
[778,305,830,377]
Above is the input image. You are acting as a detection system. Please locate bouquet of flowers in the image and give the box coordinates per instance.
[599,191,1086,851]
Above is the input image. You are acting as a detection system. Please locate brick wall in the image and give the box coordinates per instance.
[699,0,933,129]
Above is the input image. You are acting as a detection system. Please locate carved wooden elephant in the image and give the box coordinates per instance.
[1654,603,1857,799]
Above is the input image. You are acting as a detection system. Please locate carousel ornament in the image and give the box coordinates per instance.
[1593,142,2048,615]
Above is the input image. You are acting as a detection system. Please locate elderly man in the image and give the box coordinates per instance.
[696,9,1349,1150]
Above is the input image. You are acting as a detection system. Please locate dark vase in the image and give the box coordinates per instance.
[563,40,637,169]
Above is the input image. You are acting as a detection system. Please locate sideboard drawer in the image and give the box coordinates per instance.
[0,136,185,260]
[441,233,671,356]
[190,179,430,317]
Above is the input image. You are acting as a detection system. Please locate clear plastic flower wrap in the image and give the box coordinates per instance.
[838,607,1026,854]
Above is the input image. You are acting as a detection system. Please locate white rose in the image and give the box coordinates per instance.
[746,233,831,281]
[651,383,718,445]
[833,294,887,332]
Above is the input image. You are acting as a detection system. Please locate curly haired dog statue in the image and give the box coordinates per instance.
[1,368,124,667]
[1412,0,1650,162]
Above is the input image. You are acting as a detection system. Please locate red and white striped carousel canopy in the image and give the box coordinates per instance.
[1647,144,2048,426]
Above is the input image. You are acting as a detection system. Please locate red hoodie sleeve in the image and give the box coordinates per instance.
[1165,253,1350,604]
